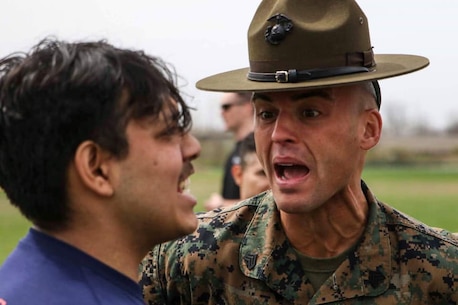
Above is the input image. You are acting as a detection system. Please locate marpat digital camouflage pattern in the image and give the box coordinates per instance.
[140,184,458,304]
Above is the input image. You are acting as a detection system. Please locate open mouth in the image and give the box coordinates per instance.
[178,177,190,193]
[178,163,194,194]
[274,163,310,180]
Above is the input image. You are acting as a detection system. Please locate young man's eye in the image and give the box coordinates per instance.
[165,125,185,137]
[156,123,182,139]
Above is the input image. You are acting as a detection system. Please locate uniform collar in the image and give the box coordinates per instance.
[239,184,392,303]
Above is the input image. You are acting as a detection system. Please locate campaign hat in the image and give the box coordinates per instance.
[196,0,429,96]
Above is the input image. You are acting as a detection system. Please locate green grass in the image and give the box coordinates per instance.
[191,164,222,212]
[1,165,457,265]
[362,166,458,232]
[0,192,30,265]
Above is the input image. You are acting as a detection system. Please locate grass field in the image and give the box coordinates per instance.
[1,165,457,264]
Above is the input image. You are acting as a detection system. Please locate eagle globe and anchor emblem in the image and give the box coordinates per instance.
[264,13,294,45]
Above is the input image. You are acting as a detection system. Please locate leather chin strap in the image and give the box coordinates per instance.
[372,80,381,109]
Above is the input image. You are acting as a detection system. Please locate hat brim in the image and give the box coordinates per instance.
[196,54,429,92]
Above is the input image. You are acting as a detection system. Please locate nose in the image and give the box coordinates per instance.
[182,133,201,161]
[271,112,297,143]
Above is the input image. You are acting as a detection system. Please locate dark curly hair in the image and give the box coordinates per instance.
[0,38,193,230]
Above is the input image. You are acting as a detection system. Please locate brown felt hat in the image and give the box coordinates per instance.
[196,0,429,94]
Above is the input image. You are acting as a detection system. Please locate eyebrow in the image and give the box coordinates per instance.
[253,90,333,103]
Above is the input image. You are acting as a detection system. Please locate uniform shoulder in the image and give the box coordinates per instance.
[197,191,269,221]
[379,201,458,248]
[152,191,272,257]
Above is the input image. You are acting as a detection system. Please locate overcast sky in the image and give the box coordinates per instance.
[1,0,456,130]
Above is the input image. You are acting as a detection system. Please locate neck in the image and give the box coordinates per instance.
[42,220,148,281]
[281,186,368,258]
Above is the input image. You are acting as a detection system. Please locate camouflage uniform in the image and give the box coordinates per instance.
[140,183,458,304]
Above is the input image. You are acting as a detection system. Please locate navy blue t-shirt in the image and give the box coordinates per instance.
[0,229,144,305]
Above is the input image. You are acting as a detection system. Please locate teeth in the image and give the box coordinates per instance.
[179,178,191,194]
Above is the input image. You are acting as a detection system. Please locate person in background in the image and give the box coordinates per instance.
[0,38,200,304]
[231,132,270,200]
[204,92,254,210]
[140,0,458,304]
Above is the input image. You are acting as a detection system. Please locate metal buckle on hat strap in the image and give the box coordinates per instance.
[275,71,289,82]
[248,66,370,83]
[275,70,302,82]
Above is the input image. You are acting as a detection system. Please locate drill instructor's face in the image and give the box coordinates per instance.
[253,85,381,214]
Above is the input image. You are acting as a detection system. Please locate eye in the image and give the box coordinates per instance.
[302,109,320,118]
[258,110,276,120]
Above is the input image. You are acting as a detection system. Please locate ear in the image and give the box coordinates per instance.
[360,109,382,150]
[231,164,243,187]
[73,141,115,197]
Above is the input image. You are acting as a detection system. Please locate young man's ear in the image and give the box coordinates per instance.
[231,164,243,187]
[73,141,114,196]
[360,109,382,150]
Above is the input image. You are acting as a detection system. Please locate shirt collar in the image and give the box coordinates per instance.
[239,184,392,302]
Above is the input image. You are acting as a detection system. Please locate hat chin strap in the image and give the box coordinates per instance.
[247,66,370,83]
[372,80,381,109]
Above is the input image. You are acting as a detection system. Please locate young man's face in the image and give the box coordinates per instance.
[109,98,201,246]
[232,152,269,199]
[253,84,380,214]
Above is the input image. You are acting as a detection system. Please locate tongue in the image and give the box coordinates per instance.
[283,165,309,179]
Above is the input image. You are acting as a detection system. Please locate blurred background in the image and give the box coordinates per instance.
[1,0,457,264]
[1,0,457,132]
